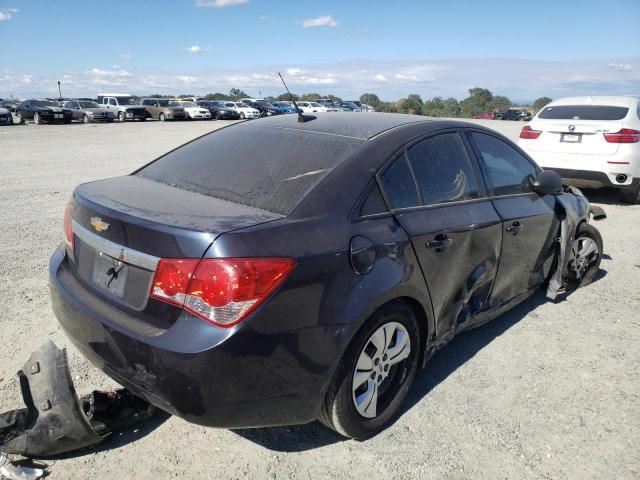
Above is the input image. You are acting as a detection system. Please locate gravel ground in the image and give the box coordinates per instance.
[0,118,638,480]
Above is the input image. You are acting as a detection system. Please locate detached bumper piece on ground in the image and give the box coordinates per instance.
[0,341,155,467]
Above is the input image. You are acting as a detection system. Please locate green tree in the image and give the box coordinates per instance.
[229,88,249,99]
[442,97,461,117]
[376,101,398,113]
[533,96,552,112]
[326,94,343,104]
[300,92,322,101]
[275,92,299,101]
[204,92,231,100]
[359,93,381,108]
[397,96,422,115]
[491,95,512,112]
[460,87,494,117]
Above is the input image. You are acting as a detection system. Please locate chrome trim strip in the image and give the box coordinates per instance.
[72,220,160,271]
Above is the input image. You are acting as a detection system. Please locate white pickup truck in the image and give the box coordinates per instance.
[96,94,148,122]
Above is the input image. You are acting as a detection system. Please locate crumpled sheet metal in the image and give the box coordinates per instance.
[546,186,589,300]
[0,341,155,458]
[0,453,44,480]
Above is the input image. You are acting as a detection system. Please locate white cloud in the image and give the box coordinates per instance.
[608,63,632,72]
[119,53,132,60]
[373,74,387,82]
[286,68,303,76]
[195,0,248,7]
[87,67,131,78]
[394,73,419,82]
[259,15,268,23]
[177,76,198,84]
[0,8,18,21]
[301,15,339,28]
[185,45,206,54]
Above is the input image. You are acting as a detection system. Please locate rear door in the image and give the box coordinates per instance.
[467,130,559,305]
[379,131,503,334]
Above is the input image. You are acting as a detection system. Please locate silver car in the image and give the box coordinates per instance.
[64,100,116,123]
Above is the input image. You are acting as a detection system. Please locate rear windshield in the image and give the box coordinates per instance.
[136,125,364,214]
[538,105,629,120]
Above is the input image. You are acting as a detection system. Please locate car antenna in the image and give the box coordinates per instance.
[277,72,313,123]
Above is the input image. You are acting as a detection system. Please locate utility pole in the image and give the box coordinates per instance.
[57,81,63,101]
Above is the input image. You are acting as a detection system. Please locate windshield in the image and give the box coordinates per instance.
[310,102,322,107]
[538,105,629,121]
[257,101,275,108]
[181,102,197,108]
[79,101,99,108]
[115,97,138,105]
[157,100,180,107]
[31,100,59,107]
[225,103,236,108]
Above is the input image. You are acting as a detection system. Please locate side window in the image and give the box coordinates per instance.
[380,155,420,209]
[469,132,538,196]
[108,98,117,106]
[359,182,387,216]
[406,133,481,205]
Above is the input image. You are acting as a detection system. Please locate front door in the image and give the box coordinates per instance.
[466,130,559,305]
[379,131,503,336]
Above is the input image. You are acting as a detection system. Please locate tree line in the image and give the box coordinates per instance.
[151,87,553,117]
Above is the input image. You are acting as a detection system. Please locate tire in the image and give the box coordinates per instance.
[159,113,166,122]
[320,301,421,439]
[620,183,640,204]
[240,112,245,120]
[83,114,90,124]
[118,111,126,123]
[566,223,603,288]
[215,112,222,120]
[15,113,23,125]
[34,112,41,125]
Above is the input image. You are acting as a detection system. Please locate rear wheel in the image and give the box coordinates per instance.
[566,223,603,288]
[14,112,23,124]
[240,112,245,120]
[620,182,640,204]
[159,113,166,122]
[33,112,41,125]
[320,302,421,439]
[118,111,126,122]
[83,114,90,124]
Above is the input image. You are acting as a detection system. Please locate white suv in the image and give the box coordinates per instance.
[519,96,640,203]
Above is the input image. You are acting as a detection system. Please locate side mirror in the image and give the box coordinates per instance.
[532,170,563,195]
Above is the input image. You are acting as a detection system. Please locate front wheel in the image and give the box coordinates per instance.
[118,112,126,122]
[566,223,603,288]
[240,112,245,120]
[620,182,640,204]
[83,114,90,124]
[14,112,23,124]
[159,113,166,122]
[320,302,421,439]
[33,112,41,125]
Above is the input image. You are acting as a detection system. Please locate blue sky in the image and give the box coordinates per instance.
[1,0,639,101]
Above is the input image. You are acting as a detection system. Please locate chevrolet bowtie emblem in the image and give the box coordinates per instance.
[90,217,110,233]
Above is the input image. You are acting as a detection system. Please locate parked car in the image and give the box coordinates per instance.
[473,112,496,120]
[141,98,186,121]
[64,100,116,123]
[50,113,603,441]
[175,101,212,120]
[496,109,530,121]
[13,100,73,124]
[519,95,640,204]
[0,106,12,125]
[223,101,260,119]
[97,94,148,122]
[240,99,280,117]
[197,101,240,120]
[340,102,363,112]
[314,98,346,111]
[270,101,298,114]
[348,101,375,112]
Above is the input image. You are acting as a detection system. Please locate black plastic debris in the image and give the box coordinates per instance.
[0,341,155,458]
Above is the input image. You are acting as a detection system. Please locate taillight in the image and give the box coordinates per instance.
[519,125,542,139]
[150,258,295,328]
[63,203,74,250]
[603,128,640,143]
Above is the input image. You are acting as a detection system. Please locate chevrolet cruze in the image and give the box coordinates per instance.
[50,113,602,439]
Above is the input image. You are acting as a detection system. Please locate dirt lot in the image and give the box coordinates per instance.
[0,118,638,480]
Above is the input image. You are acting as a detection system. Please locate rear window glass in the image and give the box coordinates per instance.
[136,125,364,215]
[538,105,629,120]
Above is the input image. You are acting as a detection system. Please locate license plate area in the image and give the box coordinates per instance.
[91,252,129,299]
[560,133,582,143]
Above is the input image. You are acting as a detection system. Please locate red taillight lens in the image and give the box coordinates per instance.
[150,258,295,327]
[603,128,640,143]
[519,125,542,139]
[63,203,74,250]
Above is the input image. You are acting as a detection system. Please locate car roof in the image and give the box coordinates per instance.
[241,112,437,140]
[547,96,639,107]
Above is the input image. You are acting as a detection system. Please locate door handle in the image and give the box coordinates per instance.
[506,221,522,234]
[426,234,452,252]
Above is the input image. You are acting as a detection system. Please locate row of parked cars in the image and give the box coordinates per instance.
[473,109,533,121]
[0,94,375,125]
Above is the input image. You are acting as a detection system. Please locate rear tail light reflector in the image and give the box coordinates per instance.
[519,125,542,139]
[150,257,295,328]
[603,128,640,143]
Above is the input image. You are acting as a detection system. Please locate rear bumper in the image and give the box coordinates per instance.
[49,245,338,428]
[544,167,640,191]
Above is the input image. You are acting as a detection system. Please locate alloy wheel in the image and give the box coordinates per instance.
[352,322,411,418]
[568,236,599,280]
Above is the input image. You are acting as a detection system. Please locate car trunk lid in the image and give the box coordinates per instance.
[527,119,623,156]
[69,175,282,312]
